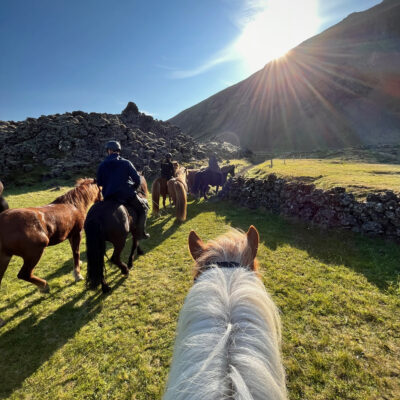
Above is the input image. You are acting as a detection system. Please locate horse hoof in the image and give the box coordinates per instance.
[74,272,84,282]
[40,283,50,293]
[102,284,111,294]
[137,247,144,256]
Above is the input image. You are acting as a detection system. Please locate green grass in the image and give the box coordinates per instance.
[0,182,399,399]
[233,158,400,199]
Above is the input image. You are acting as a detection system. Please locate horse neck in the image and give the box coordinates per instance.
[55,185,97,212]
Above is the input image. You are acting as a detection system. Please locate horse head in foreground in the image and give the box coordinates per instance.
[0,178,101,296]
[85,175,149,293]
[163,226,287,400]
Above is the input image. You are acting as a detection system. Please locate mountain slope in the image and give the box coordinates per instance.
[169,0,400,152]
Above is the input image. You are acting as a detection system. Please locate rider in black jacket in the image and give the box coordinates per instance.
[160,153,175,180]
[97,140,149,240]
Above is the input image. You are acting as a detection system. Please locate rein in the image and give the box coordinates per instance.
[195,261,250,282]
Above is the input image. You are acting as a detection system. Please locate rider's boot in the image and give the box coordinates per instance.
[136,210,150,240]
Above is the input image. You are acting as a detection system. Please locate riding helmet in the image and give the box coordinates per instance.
[166,153,172,159]
[105,140,121,152]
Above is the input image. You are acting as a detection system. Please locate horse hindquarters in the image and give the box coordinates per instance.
[84,218,107,292]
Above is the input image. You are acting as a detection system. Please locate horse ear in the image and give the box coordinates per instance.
[246,225,259,261]
[188,230,206,260]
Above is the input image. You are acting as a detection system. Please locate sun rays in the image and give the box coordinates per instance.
[234,0,321,72]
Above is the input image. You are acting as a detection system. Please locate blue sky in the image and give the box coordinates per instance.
[0,0,382,122]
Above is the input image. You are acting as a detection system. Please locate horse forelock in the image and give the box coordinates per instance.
[194,230,259,278]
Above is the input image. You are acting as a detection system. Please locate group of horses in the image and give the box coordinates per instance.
[152,163,236,221]
[0,171,288,398]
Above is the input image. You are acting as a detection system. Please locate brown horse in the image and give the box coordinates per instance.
[151,161,179,215]
[85,175,149,293]
[167,167,188,222]
[0,178,101,294]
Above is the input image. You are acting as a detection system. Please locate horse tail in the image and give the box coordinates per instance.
[167,179,176,205]
[0,196,9,213]
[85,216,106,290]
[151,179,160,215]
[175,181,187,222]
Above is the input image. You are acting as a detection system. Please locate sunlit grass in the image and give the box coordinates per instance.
[0,182,399,399]
[241,158,400,199]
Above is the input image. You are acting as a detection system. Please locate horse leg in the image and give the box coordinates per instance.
[110,238,129,276]
[0,252,12,287]
[137,245,144,256]
[69,231,83,282]
[17,247,49,292]
[101,278,111,294]
[202,185,208,200]
[216,185,219,194]
[128,236,138,269]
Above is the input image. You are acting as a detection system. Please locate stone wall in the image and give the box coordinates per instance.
[220,174,400,239]
[0,102,241,184]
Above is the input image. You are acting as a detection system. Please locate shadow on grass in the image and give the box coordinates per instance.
[0,266,126,399]
[131,196,204,258]
[210,200,400,292]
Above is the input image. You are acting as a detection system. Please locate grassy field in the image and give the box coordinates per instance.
[229,158,400,199]
[0,182,399,399]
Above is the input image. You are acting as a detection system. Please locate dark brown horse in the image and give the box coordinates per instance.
[192,165,235,199]
[0,178,101,294]
[85,175,148,293]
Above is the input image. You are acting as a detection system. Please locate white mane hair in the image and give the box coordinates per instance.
[163,230,287,400]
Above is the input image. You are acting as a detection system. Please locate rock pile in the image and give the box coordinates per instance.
[220,174,400,239]
[0,102,241,184]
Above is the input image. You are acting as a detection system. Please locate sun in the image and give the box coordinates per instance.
[234,0,321,72]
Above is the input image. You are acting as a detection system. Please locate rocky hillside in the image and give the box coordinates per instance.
[169,0,400,152]
[0,102,241,185]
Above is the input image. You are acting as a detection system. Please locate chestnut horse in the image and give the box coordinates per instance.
[151,161,179,215]
[191,164,235,199]
[85,175,149,293]
[167,167,188,222]
[163,226,287,399]
[0,178,101,294]
[0,180,9,213]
